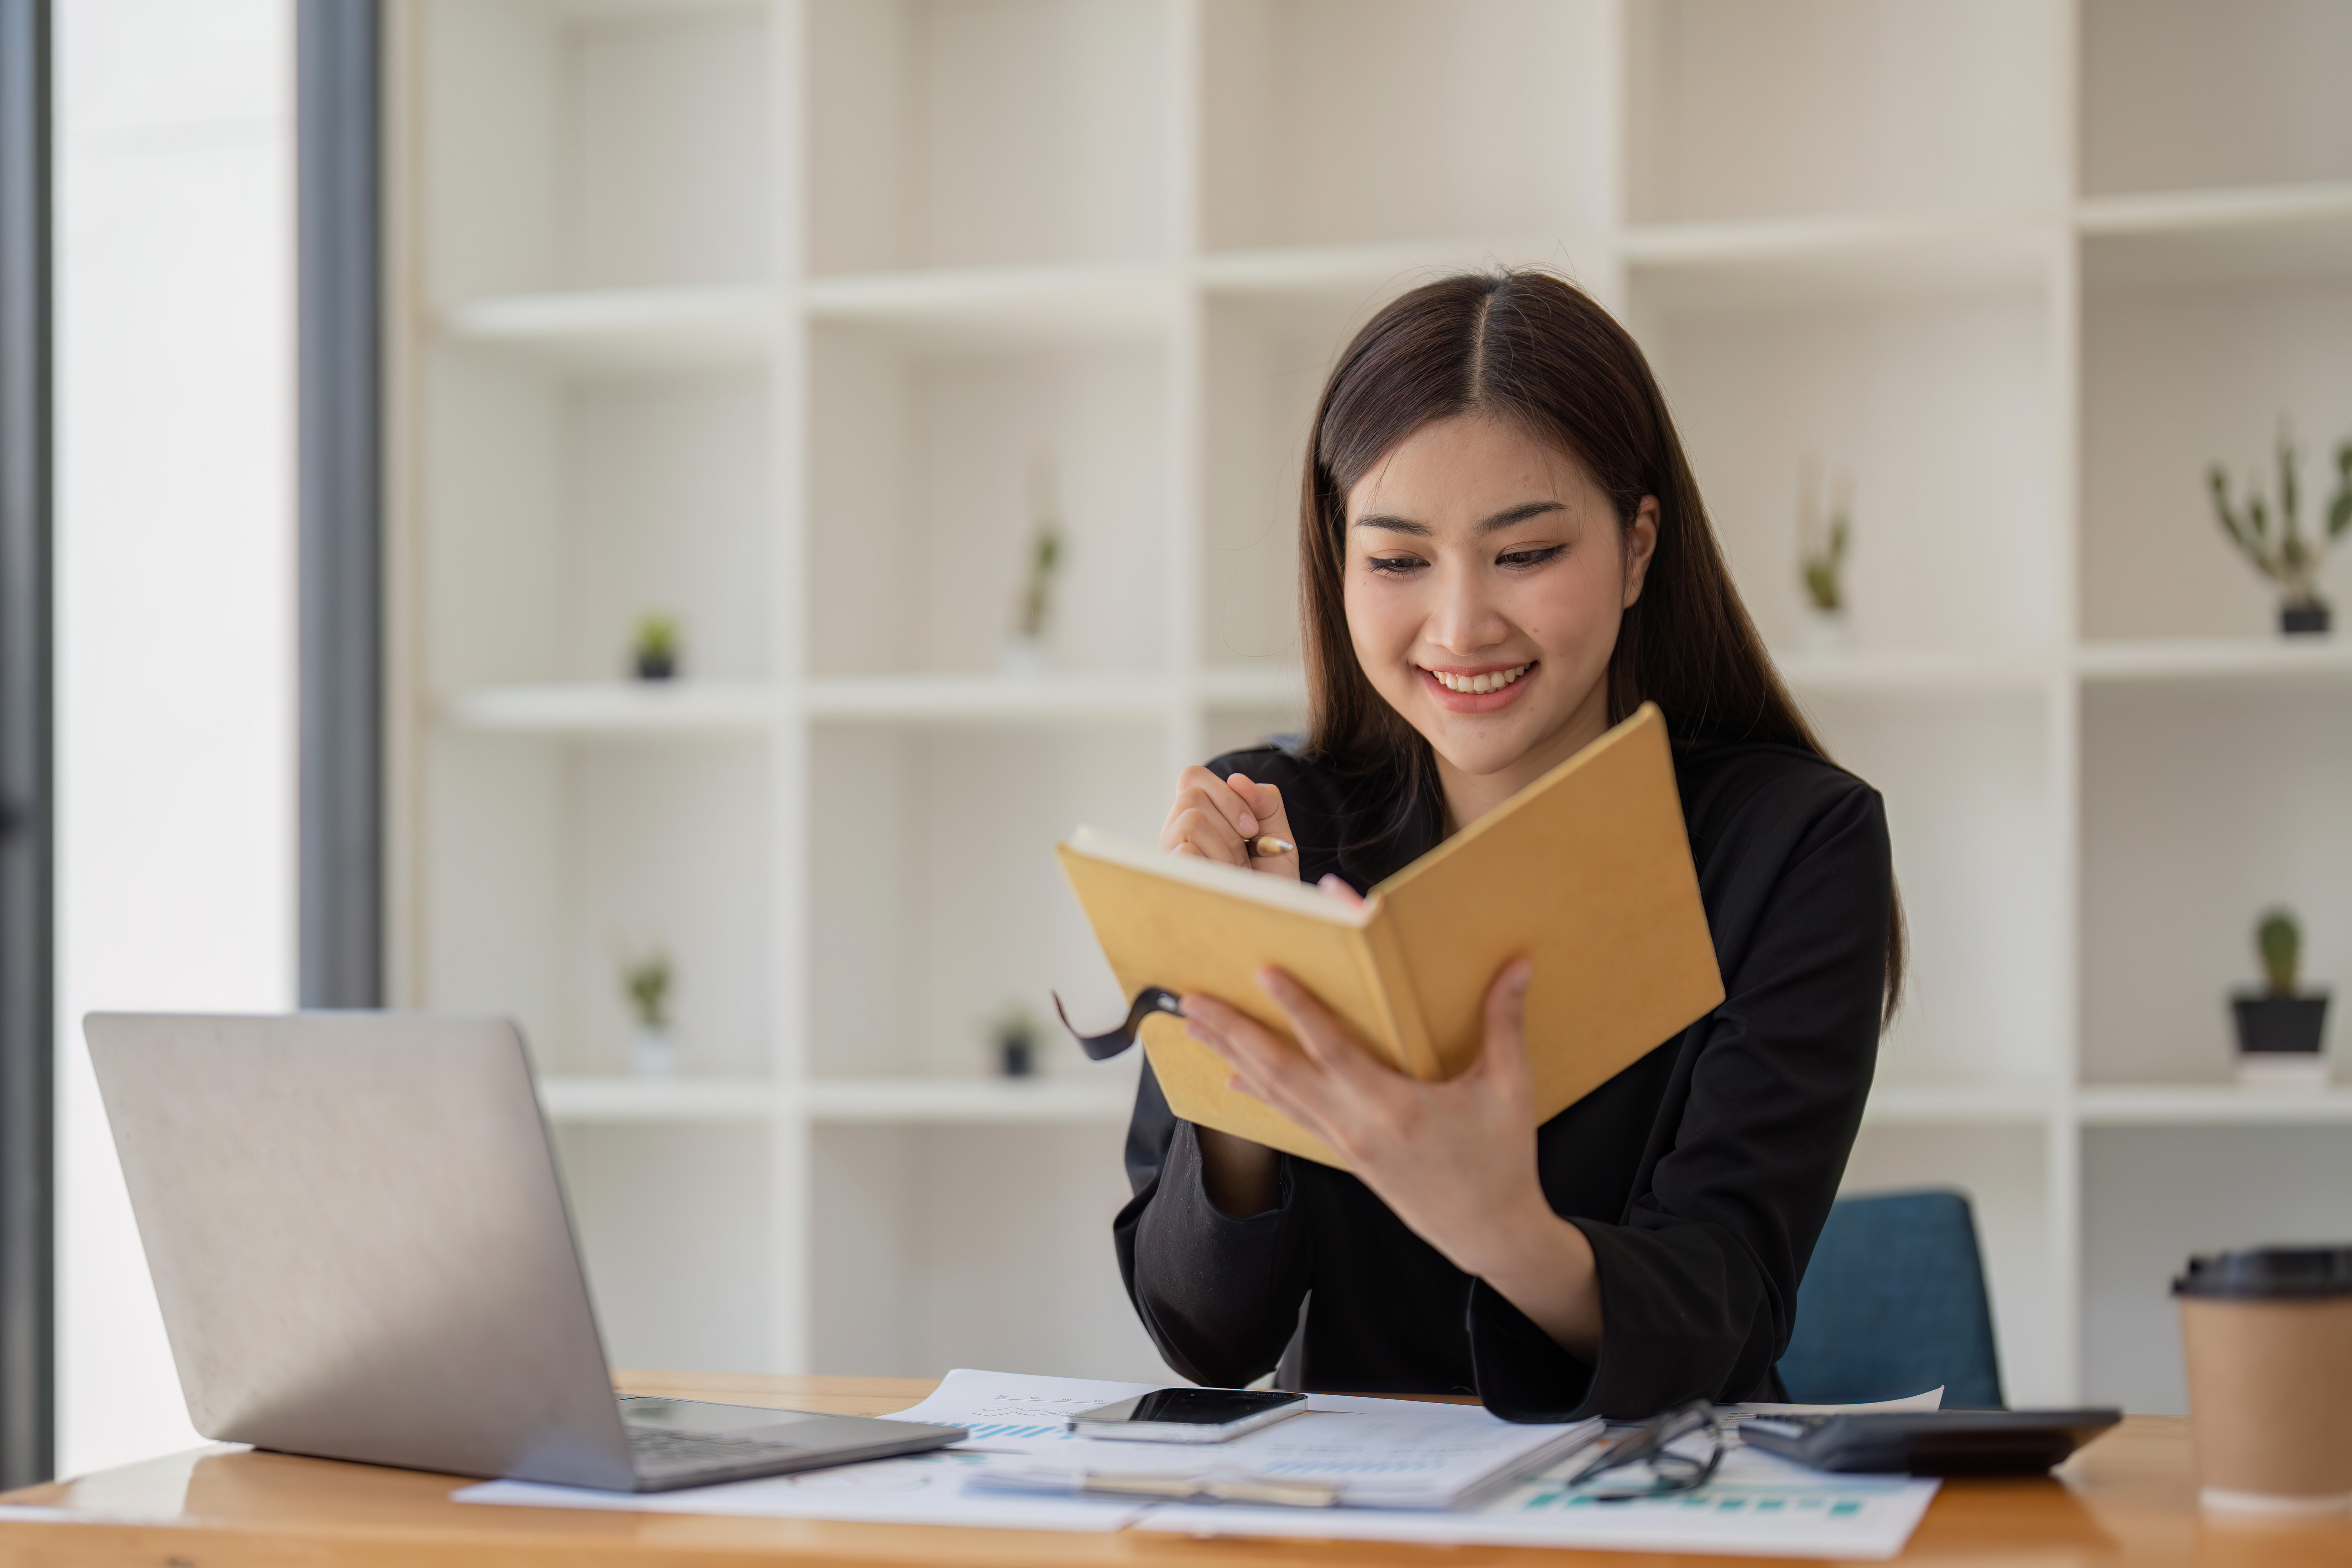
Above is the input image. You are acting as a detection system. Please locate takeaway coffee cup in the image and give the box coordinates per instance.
[2173,1246,2352,1515]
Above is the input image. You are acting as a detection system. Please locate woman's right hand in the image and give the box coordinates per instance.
[1158,767,1301,882]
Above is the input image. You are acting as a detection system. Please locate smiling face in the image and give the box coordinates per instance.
[1342,412,1658,826]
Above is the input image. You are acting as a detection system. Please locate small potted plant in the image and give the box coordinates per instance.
[2232,907,2329,1085]
[623,949,677,1077]
[2207,429,2352,636]
[991,1003,1041,1078]
[632,613,682,680]
[1794,461,1852,651]
[1001,456,1063,676]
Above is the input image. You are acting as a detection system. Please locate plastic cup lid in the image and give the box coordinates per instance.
[2174,1247,2352,1300]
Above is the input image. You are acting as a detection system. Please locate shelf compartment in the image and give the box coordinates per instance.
[1634,282,2064,657]
[1808,694,2064,1087]
[1201,0,1611,253]
[802,264,1173,351]
[540,1075,780,1122]
[2082,0,2352,200]
[2079,256,2352,642]
[805,325,1171,680]
[805,0,1174,274]
[439,287,775,372]
[444,682,780,735]
[1627,0,2064,225]
[418,0,773,299]
[2080,682,2352,1087]
[808,726,1159,1081]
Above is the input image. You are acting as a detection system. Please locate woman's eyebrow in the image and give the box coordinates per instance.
[1350,514,1431,536]
[1351,500,1565,536]
[1476,500,1566,533]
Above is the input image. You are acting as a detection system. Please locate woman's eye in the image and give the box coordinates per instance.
[1498,545,1566,569]
[1365,555,1427,576]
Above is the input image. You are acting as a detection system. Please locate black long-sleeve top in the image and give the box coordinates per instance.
[1112,736,1889,1422]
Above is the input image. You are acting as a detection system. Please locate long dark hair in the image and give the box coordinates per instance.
[1297,268,1905,1026]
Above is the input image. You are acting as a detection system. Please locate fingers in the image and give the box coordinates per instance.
[1469,957,1536,1093]
[1318,873,1366,909]
[1222,774,1289,837]
[1225,773,1302,881]
[1255,968,1386,1090]
[1156,765,1257,866]
[1181,993,1332,1136]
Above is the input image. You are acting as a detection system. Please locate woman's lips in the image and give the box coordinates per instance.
[1418,661,1536,713]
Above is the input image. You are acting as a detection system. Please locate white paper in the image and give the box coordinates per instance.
[1726,1386,1944,1418]
[897,1369,1601,1509]
[453,1370,1169,1531]
[455,1450,1152,1533]
[1138,1440,1941,1560]
[454,1368,1592,1526]
[454,1370,1940,1556]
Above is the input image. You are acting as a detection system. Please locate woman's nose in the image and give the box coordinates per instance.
[1426,562,1505,654]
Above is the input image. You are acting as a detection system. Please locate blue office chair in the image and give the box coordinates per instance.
[1774,1188,2005,1410]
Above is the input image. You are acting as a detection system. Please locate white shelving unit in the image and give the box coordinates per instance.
[388,0,2352,1413]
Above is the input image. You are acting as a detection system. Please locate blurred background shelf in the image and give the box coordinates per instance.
[2075,638,2352,686]
[388,0,2352,1414]
[801,674,1175,727]
[441,682,780,736]
[538,1075,781,1123]
[1623,210,2056,312]
[800,1075,1139,1126]
[437,286,777,371]
[2078,180,2352,238]
[2076,1083,2352,1127]
[803,263,1174,350]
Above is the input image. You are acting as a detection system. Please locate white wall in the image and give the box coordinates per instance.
[54,0,294,1477]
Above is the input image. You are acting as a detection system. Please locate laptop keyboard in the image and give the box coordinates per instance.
[627,1424,805,1476]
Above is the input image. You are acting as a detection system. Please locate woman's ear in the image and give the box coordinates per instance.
[1622,497,1661,608]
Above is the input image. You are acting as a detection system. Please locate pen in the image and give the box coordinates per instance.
[1247,835,1295,858]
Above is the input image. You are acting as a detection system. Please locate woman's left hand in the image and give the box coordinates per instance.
[1181,961,1601,1357]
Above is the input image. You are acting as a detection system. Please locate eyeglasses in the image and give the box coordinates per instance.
[1563,1398,1725,1501]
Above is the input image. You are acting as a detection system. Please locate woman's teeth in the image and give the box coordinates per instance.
[1429,663,1530,695]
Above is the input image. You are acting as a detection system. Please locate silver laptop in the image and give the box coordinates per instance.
[85,1011,965,1491]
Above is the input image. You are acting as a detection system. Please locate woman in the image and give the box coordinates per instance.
[1113,270,1899,1422]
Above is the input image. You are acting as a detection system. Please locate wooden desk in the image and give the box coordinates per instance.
[3,1372,2347,1567]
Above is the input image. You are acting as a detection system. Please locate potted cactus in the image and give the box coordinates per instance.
[624,949,677,1077]
[1794,461,1853,651]
[2207,430,2352,635]
[991,1002,1041,1078]
[1000,455,1064,676]
[2232,908,2329,1084]
[632,613,682,680]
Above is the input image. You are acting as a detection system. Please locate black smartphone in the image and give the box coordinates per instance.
[1741,1409,2122,1475]
[1067,1387,1308,1444]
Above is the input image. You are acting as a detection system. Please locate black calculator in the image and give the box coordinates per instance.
[1741,1409,2122,1475]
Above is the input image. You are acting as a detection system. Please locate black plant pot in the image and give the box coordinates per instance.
[2232,992,2329,1055]
[2280,601,2332,636]
[999,1038,1035,1078]
[634,649,677,680]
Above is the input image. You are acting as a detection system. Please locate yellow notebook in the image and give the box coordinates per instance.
[1055,703,1724,1167]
